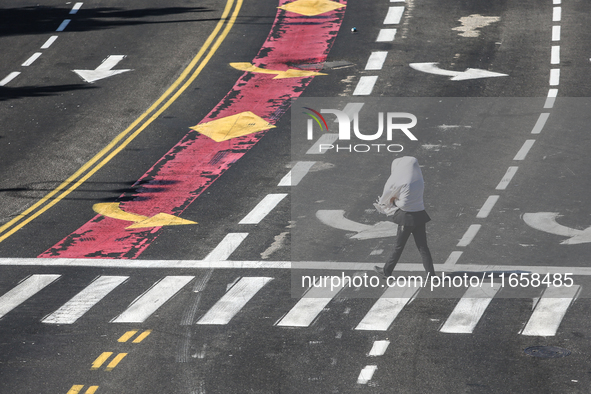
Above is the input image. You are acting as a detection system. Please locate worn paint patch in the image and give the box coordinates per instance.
[260,231,289,259]
[452,14,500,37]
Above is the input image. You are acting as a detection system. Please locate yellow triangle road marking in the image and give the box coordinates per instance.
[191,111,275,142]
[92,203,197,229]
[230,62,327,79]
[279,0,345,16]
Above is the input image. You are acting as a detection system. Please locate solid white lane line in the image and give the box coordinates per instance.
[476,195,499,219]
[0,72,21,86]
[239,193,287,224]
[306,133,339,154]
[22,52,42,67]
[42,276,128,324]
[353,76,378,95]
[376,28,397,42]
[278,161,316,186]
[368,340,390,356]
[551,46,560,64]
[513,139,536,161]
[204,233,248,261]
[276,284,345,327]
[41,35,59,49]
[355,285,420,331]
[553,7,561,22]
[365,51,388,71]
[112,276,194,323]
[552,26,561,41]
[440,284,501,334]
[544,89,558,108]
[549,69,560,85]
[496,166,518,190]
[521,285,580,336]
[357,365,378,384]
[384,6,405,24]
[457,224,481,247]
[531,113,549,134]
[70,2,83,14]
[56,19,71,32]
[197,277,273,325]
[442,251,463,268]
[0,275,61,318]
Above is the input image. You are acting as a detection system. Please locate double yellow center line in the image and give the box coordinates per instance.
[0,0,243,244]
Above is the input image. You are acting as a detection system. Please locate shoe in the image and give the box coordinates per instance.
[373,266,387,279]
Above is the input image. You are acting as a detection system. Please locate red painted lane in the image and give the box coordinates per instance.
[40,0,347,259]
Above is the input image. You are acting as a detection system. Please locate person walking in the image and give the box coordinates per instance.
[373,156,435,278]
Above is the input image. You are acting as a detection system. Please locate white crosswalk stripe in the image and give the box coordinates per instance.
[440,283,501,334]
[0,274,61,319]
[112,276,194,323]
[276,283,345,327]
[42,276,129,324]
[521,285,580,336]
[355,285,420,331]
[197,277,273,325]
[0,271,582,335]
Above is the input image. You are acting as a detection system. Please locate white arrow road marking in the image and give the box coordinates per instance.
[523,212,591,244]
[73,55,132,83]
[409,62,508,81]
[316,210,397,240]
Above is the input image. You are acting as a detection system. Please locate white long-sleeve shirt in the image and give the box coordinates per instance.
[376,156,425,214]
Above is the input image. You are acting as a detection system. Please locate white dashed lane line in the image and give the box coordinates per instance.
[0,72,21,86]
[238,193,288,225]
[383,6,405,24]
[41,36,59,49]
[364,51,388,71]
[531,113,549,134]
[56,19,72,32]
[454,0,562,264]
[353,76,379,95]
[70,2,83,14]
[0,3,82,86]
[552,25,560,41]
[476,195,499,219]
[22,53,42,67]
[353,2,406,96]
[545,88,558,108]
[456,224,482,247]
[513,139,536,161]
[495,166,519,190]
[278,161,316,186]
[551,45,560,64]
[376,28,397,42]
[549,68,560,85]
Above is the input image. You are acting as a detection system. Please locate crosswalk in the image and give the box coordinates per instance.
[0,273,582,336]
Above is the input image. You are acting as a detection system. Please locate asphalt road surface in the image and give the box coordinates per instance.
[1,0,591,392]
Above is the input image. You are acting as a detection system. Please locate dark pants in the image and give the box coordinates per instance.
[383,223,435,276]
